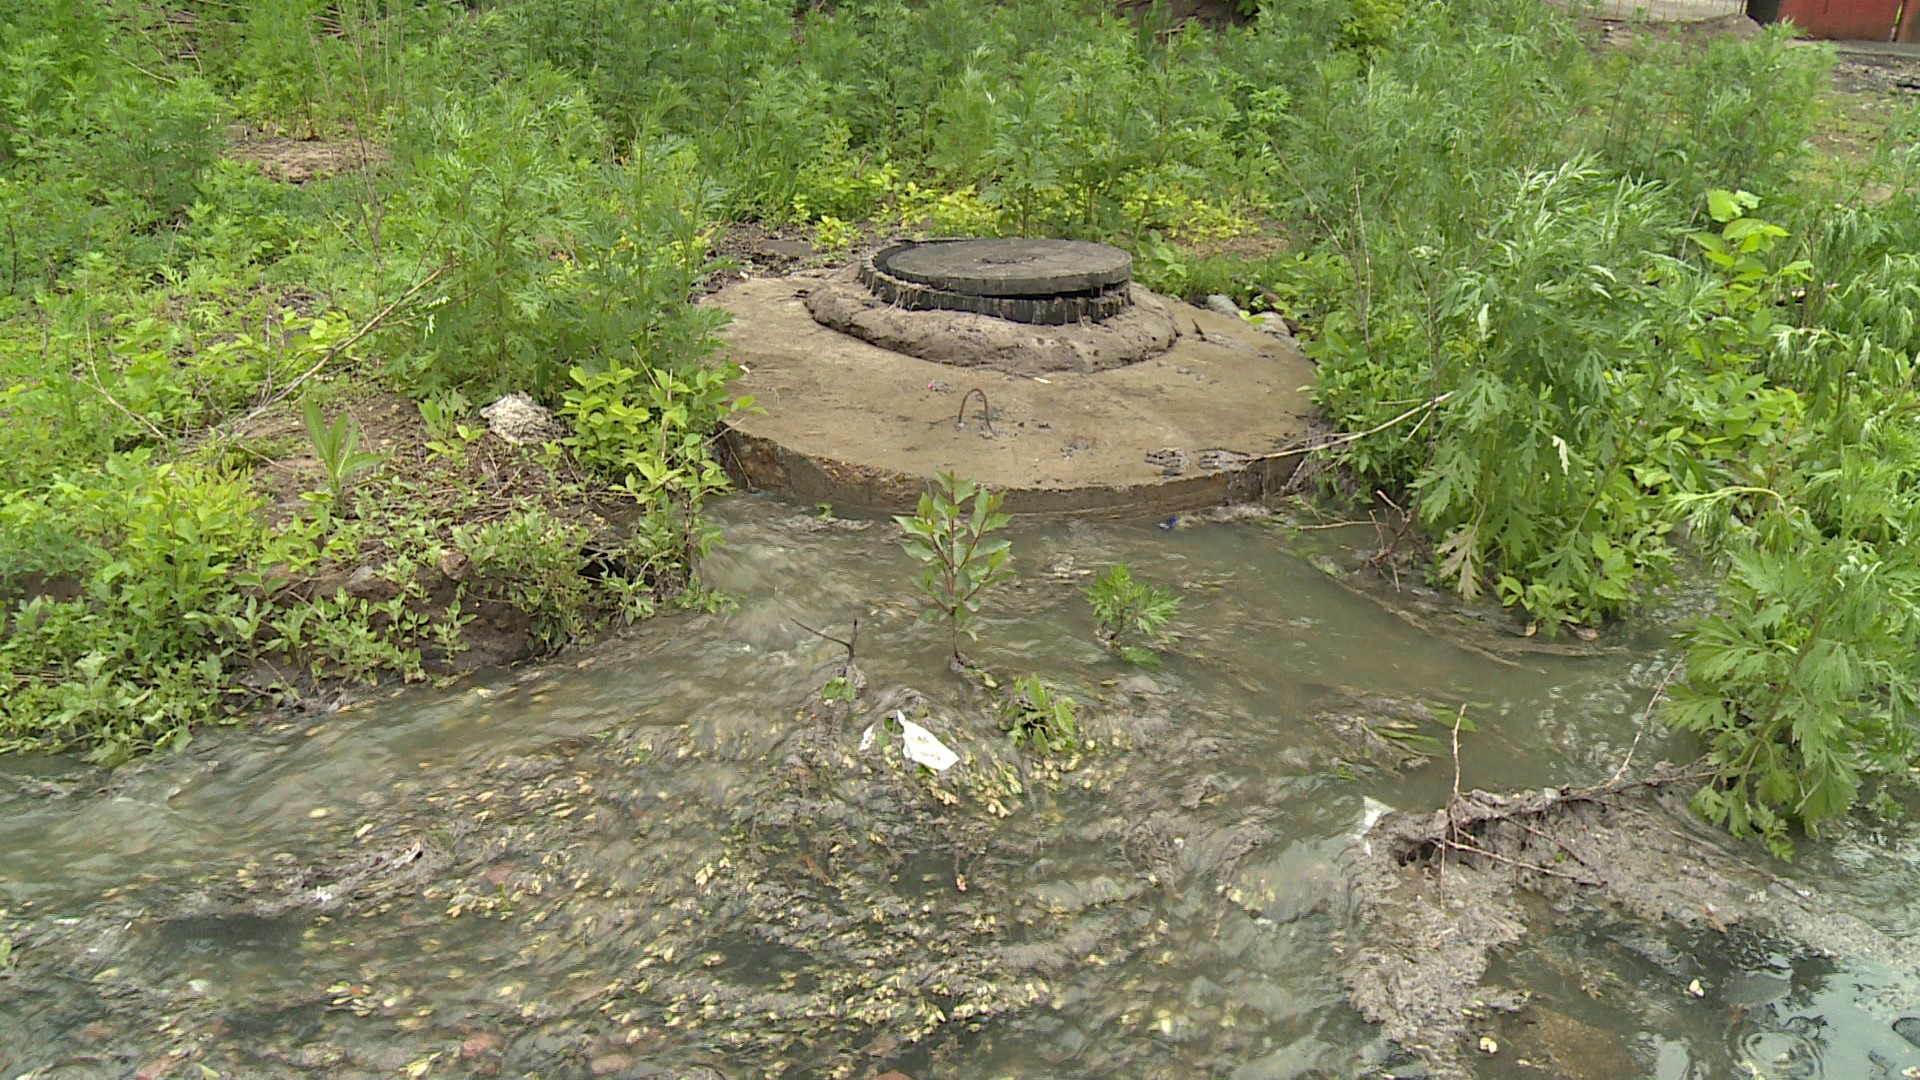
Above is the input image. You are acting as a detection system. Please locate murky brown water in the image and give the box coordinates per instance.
[2,497,1917,1078]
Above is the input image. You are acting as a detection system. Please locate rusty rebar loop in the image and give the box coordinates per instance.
[957,387,995,435]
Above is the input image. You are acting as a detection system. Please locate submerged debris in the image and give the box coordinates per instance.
[1312,690,1454,772]
[1341,767,1920,1078]
[3,669,1310,1078]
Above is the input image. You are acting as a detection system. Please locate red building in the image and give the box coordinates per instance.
[1747,0,1916,41]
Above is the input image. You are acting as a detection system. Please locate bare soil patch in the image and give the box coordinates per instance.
[226,387,643,689]
[228,137,388,184]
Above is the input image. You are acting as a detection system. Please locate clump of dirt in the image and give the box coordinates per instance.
[707,221,826,284]
[225,387,654,690]
[228,137,388,184]
[1829,47,1920,97]
[802,266,1183,375]
[1341,768,1920,1077]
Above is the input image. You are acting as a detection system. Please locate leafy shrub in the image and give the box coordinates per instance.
[895,182,1000,236]
[1088,564,1180,665]
[896,472,1015,663]
[1004,675,1082,755]
[1669,527,1920,858]
[454,509,599,651]
[1340,0,1408,54]
[0,453,281,762]
[561,355,745,588]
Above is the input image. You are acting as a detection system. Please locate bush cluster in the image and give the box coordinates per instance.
[0,2,737,760]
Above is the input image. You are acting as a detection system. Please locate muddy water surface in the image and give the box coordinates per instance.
[2,498,1917,1078]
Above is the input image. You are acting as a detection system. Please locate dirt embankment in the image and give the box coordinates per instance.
[1342,769,1920,1077]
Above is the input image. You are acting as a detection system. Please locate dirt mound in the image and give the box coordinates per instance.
[802,266,1182,375]
[1342,770,1920,1077]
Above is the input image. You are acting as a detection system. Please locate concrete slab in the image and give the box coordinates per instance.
[710,274,1319,519]
[1553,0,1743,20]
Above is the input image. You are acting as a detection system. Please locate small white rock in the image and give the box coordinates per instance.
[480,392,558,446]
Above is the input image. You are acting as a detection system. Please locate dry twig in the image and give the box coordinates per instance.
[1256,391,1455,465]
[230,263,449,433]
[1610,659,1684,785]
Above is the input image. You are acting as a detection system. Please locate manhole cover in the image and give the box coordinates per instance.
[861,238,1134,325]
[881,238,1131,296]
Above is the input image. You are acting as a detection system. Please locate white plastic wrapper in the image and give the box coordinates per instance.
[896,712,958,772]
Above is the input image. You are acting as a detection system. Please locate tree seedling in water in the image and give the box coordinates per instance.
[1004,674,1081,754]
[897,471,1014,666]
[797,617,863,706]
[1088,563,1180,665]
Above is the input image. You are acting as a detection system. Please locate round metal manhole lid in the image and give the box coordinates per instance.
[876,238,1132,298]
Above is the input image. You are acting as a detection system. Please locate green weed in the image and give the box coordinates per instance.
[896,471,1015,664]
[1087,564,1180,666]
[301,398,384,503]
[1004,674,1081,755]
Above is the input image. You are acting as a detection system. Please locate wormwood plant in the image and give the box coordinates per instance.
[1087,563,1180,665]
[1654,201,1920,855]
[896,471,1014,664]
[1666,518,1920,858]
[382,67,603,397]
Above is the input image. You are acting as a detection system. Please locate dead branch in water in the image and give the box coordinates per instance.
[794,617,859,672]
[1411,762,1716,886]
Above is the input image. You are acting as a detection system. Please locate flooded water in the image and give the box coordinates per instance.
[2,497,1917,1078]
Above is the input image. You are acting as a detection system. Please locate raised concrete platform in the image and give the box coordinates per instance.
[710,273,1318,519]
[1553,0,1742,19]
